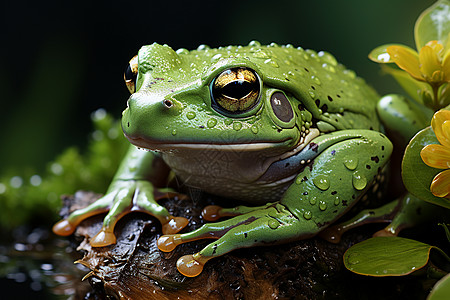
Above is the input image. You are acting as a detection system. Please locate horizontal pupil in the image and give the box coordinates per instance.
[221,80,256,99]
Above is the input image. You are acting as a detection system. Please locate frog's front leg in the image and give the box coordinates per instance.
[157,130,393,277]
[53,146,188,247]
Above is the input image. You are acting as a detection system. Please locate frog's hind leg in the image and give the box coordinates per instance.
[319,200,399,243]
[320,193,446,243]
[158,203,316,277]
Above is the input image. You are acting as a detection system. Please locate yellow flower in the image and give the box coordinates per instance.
[420,110,450,198]
[387,40,450,86]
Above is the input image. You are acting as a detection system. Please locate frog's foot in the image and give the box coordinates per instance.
[158,203,316,277]
[373,193,445,238]
[319,200,399,243]
[53,181,189,247]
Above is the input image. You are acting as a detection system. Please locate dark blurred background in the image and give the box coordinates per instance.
[1,0,435,174]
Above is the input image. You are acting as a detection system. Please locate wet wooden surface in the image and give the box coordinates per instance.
[63,191,427,300]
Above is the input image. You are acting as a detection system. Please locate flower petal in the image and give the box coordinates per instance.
[443,49,450,82]
[430,169,450,198]
[419,44,442,80]
[386,45,424,81]
[421,144,450,169]
[432,110,450,148]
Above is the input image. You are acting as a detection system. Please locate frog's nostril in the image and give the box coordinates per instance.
[163,99,173,108]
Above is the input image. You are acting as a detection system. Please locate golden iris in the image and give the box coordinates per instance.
[212,67,260,113]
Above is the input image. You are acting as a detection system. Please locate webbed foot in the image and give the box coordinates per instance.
[53,180,188,247]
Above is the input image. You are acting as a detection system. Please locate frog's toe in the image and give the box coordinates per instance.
[176,254,208,277]
[90,227,117,247]
[201,205,223,221]
[52,219,77,236]
[161,217,189,234]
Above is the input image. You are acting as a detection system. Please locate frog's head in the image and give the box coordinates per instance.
[122,43,379,157]
[122,43,306,157]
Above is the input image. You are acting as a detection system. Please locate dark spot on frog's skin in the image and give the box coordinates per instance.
[301,176,308,182]
[371,156,380,163]
[331,150,336,155]
[244,233,248,238]
[342,200,348,206]
[352,195,356,200]
[277,129,282,133]
[369,211,375,215]
[298,104,305,110]
[366,165,371,169]
[212,244,218,254]
[381,146,385,151]
[303,192,308,195]
[315,99,320,107]
[199,125,205,129]
[285,163,290,167]
[311,85,316,90]
[333,210,337,214]
[337,94,341,98]
[304,68,310,73]
[369,127,374,130]
[331,191,337,195]
[327,95,333,102]
[412,120,417,125]
[127,122,130,128]
[321,104,328,113]
[309,142,319,153]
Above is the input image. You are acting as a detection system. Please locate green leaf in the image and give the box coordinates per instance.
[428,273,450,300]
[381,64,431,103]
[402,126,450,209]
[415,0,450,50]
[369,44,400,63]
[438,223,450,242]
[344,237,449,276]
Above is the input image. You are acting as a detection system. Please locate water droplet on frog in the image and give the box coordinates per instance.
[197,44,210,51]
[248,40,261,47]
[318,51,338,66]
[319,201,327,211]
[352,171,367,191]
[224,119,233,126]
[211,54,222,62]
[171,129,177,136]
[308,89,316,99]
[186,111,196,120]
[303,211,312,220]
[313,175,330,191]
[252,50,269,59]
[233,122,242,131]
[264,59,279,68]
[251,125,259,134]
[176,48,189,55]
[344,158,358,170]
[268,219,280,229]
[311,76,321,86]
[309,197,317,205]
[207,118,217,128]
[334,196,340,206]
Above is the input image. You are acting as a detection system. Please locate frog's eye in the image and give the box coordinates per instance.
[124,55,138,93]
[211,67,260,113]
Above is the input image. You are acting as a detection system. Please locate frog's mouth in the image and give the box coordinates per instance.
[124,128,320,156]
[124,135,290,152]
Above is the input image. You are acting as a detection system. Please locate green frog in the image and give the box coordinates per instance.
[53,41,426,277]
